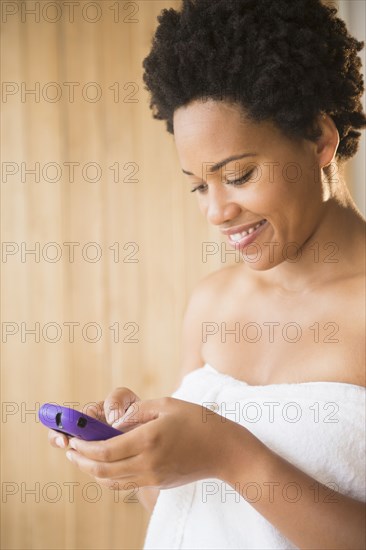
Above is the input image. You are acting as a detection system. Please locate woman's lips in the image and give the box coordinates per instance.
[228,219,269,249]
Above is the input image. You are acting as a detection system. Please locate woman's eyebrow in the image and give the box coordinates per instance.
[181,152,258,176]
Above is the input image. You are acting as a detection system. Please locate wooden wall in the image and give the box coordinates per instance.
[1,1,230,548]
[1,1,364,549]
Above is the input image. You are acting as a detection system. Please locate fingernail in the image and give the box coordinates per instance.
[69,439,77,450]
[112,414,126,427]
[56,436,65,448]
[66,451,73,462]
[108,410,117,424]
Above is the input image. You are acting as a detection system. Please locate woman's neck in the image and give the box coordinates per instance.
[253,190,365,294]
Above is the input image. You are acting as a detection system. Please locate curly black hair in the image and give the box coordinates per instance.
[142,0,366,163]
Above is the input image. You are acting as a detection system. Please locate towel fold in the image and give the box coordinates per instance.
[143,364,366,549]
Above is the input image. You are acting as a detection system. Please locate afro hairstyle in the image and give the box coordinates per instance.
[142,0,366,163]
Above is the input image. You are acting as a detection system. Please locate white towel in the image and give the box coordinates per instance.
[143,363,366,550]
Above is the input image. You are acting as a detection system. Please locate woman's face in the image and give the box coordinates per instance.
[173,99,335,271]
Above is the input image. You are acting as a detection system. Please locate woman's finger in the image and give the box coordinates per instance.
[112,398,163,429]
[68,425,144,462]
[103,387,141,425]
[48,429,69,449]
[82,400,106,422]
[65,448,139,480]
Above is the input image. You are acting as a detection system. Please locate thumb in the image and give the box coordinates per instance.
[104,387,140,425]
[112,399,160,429]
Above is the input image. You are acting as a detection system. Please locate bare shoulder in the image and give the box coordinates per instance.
[186,263,249,313]
[338,271,366,387]
[192,263,242,294]
[178,264,244,382]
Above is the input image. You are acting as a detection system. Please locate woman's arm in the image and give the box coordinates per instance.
[65,391,365,549]
[221,421,366,550]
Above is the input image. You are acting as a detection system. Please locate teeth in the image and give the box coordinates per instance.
[230,219,266,241]
[231,232,247,242]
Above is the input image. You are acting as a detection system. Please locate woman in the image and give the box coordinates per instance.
[49,0,366,548]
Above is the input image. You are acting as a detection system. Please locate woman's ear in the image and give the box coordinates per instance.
[314,113,340,169]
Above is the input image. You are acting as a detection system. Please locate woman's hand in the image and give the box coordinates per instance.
[47,387,141,449]
[64,396,235,490]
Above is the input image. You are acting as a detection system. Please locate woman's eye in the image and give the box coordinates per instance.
[190,183,206,193]
[190,169,255,193]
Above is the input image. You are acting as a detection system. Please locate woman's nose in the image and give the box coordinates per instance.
[205,185,241,226]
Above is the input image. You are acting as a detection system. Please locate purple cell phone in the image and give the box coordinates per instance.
[38,403,123,441]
